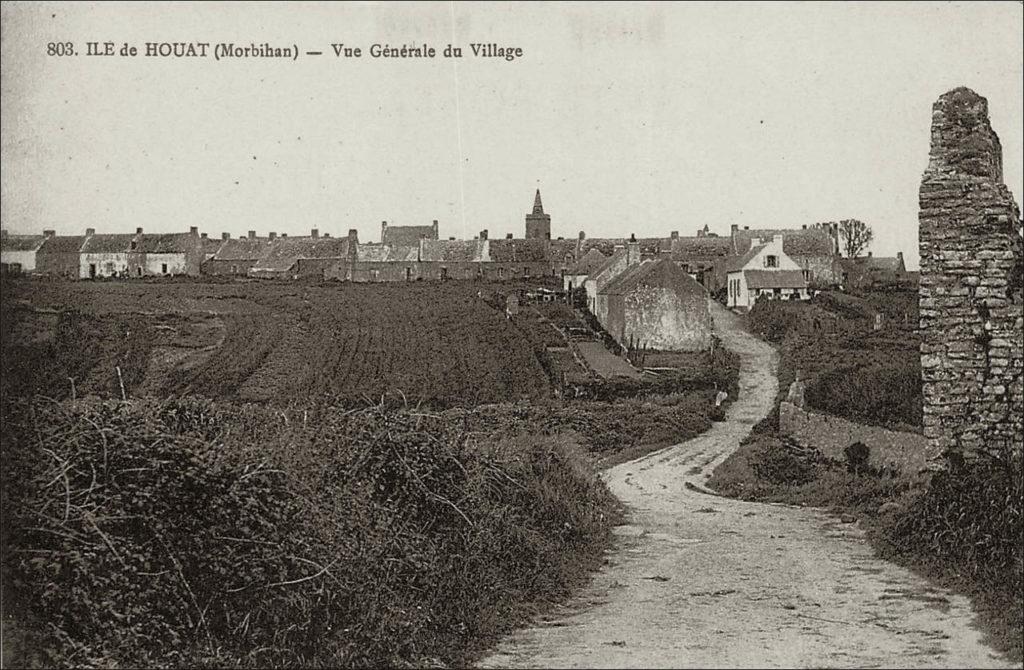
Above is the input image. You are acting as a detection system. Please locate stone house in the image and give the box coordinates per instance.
[201,231,272,276]
[600,258,712,352]
[381,220,438,246]
[668,228,736,295]
[839,252,908,288]
[1,230,51,274]
[562,248,608,292]
[725,234,809,309]
[80,230,135,278]
[586,239,640,320]
[131,227,204,276]
[249,230,353,279]
[35,234,87,278]
[731,223,840,286]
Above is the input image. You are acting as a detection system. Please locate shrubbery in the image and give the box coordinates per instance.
[0,397,621,668]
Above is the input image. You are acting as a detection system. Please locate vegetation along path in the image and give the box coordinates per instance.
[479,302,1012,669]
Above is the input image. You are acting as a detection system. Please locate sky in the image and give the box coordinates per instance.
[1,1,1022,269]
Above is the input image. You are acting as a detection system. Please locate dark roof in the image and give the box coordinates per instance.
[670,236,736,261]
[487,239,548,263]
[547,238,578,262]
[586,247,627,284]
[734,228,835,257]
[211,237,272,261]
[38,235,86,254]
[1,234,46,252]
[382,225,436,247]
[81,234,135,254]
[200,237,224,254]
[420,239,486,262]
[251,237,352,273]
[135,232,198,254]
[726,243,767,272]
[568,248,608,274]
[744,269,807,289]
[858,256,905,272]
[356,243,418,262]
[601,258,706,297]
[580,237,670,257]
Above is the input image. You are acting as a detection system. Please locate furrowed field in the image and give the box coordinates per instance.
[1,276,735,667]
[1,279,552,406]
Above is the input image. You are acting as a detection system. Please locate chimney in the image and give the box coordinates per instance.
[269,232,277,241]
[201,232,208,239]
[671,231,679,239]
[730,224,739,235]
[802,224,807,230]
[43,229,56,237]
[557,236,564,240]
[578,231,585,240]
[695,228,704,238]
[626,234,640,266]
[868,251,873,257]
[449,236,456,241]
[311,228,319,239]
[432,220,439,238]
[506,233,513,239]
[136,227,143,235]
[381,220,388,242]
[323,232,330,238]
[221,232,230,240]
[248,230,256,239]
[897,251,904,261]
[189,226,198,236]
[773,234,784,246]
[281,233,288,239]
[479,229,488,240]
[86,227,96,236]
[743,226,749,230]
[348,229,359,243]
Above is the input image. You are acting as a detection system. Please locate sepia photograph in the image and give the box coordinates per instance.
[1,1,1021,668]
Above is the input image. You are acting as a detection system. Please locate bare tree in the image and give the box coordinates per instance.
[838,219,873,258]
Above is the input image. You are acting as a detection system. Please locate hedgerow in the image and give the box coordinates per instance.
[0,396,621,668]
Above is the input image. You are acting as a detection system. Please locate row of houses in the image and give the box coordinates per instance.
[2,190,908,290]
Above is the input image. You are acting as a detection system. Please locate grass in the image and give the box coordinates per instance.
[0,396,624,668]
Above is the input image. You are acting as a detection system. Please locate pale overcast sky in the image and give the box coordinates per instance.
[2,1,1022,268]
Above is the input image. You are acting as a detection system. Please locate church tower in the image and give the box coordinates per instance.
[525,189,551,239]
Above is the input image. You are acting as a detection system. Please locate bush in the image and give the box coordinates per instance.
[806,361,922,428]
[0,397,621,668]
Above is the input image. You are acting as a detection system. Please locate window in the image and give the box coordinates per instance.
[370,269,380,282]
[498,267,504,279]
[441,267,448,280]
[405,267,412,281]
[765,255,778,268]
[161,263,168,274]
[137,267,142,277]
[523,267,530,277]
[802,269,811,282]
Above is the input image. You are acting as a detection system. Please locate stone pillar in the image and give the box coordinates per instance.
[919,87,1023,464]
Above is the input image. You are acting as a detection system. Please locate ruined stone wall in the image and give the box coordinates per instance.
[919,87,1023,462]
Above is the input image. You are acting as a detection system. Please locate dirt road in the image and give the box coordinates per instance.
[479,302,1013,669]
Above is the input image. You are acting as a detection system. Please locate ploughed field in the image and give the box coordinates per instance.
[0,279,557,406]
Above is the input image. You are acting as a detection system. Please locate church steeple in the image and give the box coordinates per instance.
[525,188,551,239]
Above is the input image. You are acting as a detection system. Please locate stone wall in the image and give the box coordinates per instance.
[779,401,934,477]
[918,88,1023,463]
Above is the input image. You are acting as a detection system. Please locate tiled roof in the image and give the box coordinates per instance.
[726,244,767,273]
[601,258,705,296]
[547,238,578,262]
[568,248,607,274]
[356,243,418,262]
[420,239,486,262]
[211,237,272,261]
[581,237,669,257]
[38,235,87,254]
[382,225,436,247]
[135,233,198,254]
[670,236,736,261]
[81,234,135,254]
[251,238,352,272]
[744,269,807,289]
[1,234,47,252]
[734,228,835,257]
[587,247,629,285]
[487,239,549,262]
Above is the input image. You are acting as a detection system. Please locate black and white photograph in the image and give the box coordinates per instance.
[1,2,1021,668]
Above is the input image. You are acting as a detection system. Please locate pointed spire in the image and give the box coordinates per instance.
[532,189,544,215]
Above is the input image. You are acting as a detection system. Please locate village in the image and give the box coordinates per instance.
[0,1,1021,667]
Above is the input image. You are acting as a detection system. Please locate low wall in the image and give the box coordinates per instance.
[779,401,938,477]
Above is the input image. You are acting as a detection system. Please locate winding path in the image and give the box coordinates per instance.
[479,302,1012,669]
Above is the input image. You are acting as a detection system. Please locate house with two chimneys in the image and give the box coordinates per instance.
[2,226,207,278]
[725,234,810,309]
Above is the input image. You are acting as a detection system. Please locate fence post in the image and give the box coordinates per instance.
[116,366,126,401]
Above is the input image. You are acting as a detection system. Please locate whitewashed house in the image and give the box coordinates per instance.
[725,234,809,309]
[1,230,51,274]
